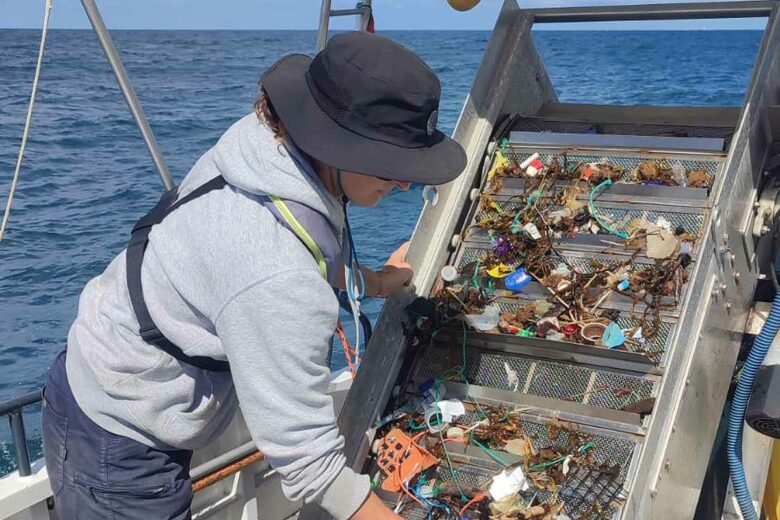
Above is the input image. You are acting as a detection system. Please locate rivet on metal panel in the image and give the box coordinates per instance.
[672,426,677,433]
[686,378,691,386]
[450,234,462,249]
[651,489,658,498]
[735,272,741,283]
[470,188,480,201]
[720,284,727,294]
[726,302,732,312]
[665,459,672,472]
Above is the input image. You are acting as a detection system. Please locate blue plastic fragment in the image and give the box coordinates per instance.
[617,279,630,291]
[505,268,532,292]
[602,321,625,349]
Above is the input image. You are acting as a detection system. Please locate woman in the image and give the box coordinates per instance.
[42,31,465,520]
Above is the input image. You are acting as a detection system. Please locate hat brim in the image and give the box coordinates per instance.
[261,55,467,186]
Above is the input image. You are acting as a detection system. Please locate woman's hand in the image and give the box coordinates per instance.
[377,241,413,297]
[351,492,404,520]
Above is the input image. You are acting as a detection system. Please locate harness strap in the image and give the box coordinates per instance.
[127,177,231,372]
[126,176,332,373]
[269,196,328,280]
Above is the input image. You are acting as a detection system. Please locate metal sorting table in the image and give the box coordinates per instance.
[369,130,728,519]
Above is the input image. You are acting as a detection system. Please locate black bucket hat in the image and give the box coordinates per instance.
[261,32,467,185]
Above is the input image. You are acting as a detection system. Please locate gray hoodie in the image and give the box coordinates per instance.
[65,113,369,519]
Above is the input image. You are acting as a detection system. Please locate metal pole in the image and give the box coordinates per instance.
[529,0,774,24]
[80,0,174,190]
[359,0,372,31]
[316,0,333,52]
[9,411,31,477]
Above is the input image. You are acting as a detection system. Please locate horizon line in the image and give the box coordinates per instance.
[0,26,765,32]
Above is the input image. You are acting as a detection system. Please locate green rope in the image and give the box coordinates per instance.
[471,438,511,467]
[588,179,628,239]
[511,190,542,234]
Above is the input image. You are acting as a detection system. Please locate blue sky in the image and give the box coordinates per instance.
[0,0,767,30]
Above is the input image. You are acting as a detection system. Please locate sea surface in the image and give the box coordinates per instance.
[0,29,763,475]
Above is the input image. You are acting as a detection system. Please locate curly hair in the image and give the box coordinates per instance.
[254,89,287,140]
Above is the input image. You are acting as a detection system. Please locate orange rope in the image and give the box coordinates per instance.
[459,492,489,517]
[335,321,357,377]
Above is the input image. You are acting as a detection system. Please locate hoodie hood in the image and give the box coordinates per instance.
[189,113,345,232]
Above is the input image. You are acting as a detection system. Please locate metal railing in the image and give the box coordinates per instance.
[0,389,42,477]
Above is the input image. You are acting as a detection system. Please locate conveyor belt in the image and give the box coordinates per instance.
[369,128,727,519]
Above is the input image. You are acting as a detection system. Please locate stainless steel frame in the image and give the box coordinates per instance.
[302,1,780,519]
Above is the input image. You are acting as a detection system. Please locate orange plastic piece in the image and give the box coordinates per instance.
[376,428,438,492]
[581,165,594,181]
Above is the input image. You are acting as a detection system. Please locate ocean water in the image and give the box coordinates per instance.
[0,29,763,475]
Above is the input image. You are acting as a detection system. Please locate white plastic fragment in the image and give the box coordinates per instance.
[464,305,500,331]
[424,398,466,432]
[489,466,530,501]
[504,362,520,391]
[655,216,672,232]
[672,161,687,186]
[562,455,573,476]
[440,265,459,282]
[523,222,542,240]
[520,152,540,170]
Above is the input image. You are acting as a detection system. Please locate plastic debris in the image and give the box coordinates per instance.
[672,161,687,186]
[505,268,532,292]
[487,263,514,278]
[581,322,607,345]
[504,362,520,391]
[375,429,438,492]
[655,216,672,232]
[680,241,693,255]
[535,316,560,337]
[617,279,630,292]
[489,466,530,501]
[562,455,573,476]
[440,265,459,282]
[547,331,564,341]
[517,329,535,337]
[602,321,625,349]
[523,222,542,240]
[464,305,500,331]
[633,327,644,339]
[638,219,680,259]
[425,398,466,432]
[520,153,543,177]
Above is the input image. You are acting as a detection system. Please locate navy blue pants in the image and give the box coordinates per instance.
[42,352,193,519]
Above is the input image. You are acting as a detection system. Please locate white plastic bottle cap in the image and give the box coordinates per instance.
[440,265,459,282]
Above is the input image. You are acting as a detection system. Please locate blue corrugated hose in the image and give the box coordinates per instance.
[726,290,780,520]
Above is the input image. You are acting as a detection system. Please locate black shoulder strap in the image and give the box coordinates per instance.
[126,176,231,372]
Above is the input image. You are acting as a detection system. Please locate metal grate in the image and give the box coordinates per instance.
[474,199,705,237]
[507,150,720,186]
[389,412,637,519]
[496,299,673,363]
[414,342,655,411]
